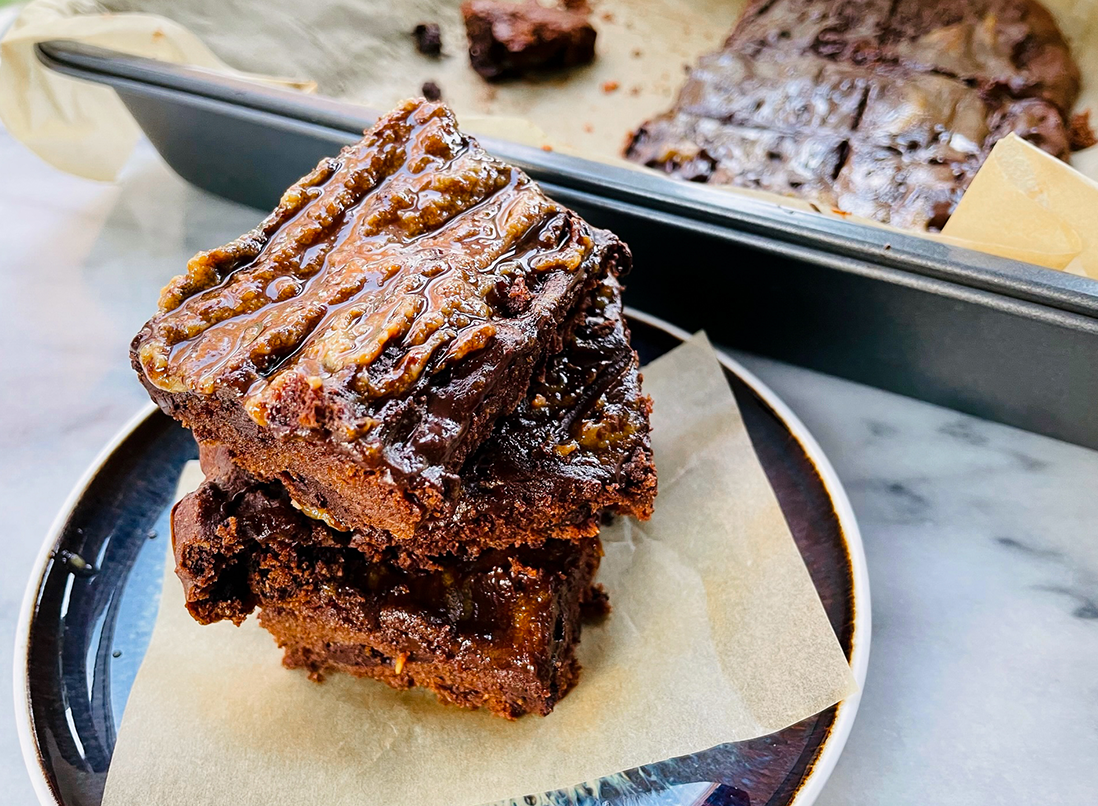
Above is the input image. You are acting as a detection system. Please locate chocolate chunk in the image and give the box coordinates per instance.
[421,80,443,101]
[412,22,443,56]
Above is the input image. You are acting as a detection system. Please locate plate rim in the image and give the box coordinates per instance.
[625,311,871,806]
[14,313,870,806]
[14,401,160,806]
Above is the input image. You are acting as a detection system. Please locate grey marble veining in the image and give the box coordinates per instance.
[731,353,1098,805]
[1,122,1096,805]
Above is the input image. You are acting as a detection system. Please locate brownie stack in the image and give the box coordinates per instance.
[131,99,656,718]
[626,0,1082,230]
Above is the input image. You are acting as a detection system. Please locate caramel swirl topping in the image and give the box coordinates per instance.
[135,100,593,439]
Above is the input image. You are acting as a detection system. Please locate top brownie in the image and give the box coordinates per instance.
[132,99,627,538]
[193,272,656,566]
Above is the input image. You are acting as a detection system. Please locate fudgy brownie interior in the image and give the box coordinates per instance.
[172,466,606,718]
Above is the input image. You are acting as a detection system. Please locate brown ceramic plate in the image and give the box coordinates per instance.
[15,311,869,806]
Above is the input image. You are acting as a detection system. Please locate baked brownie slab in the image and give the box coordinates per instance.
[626,112,848,201]
[172,469,605,718]
[672,52,871,134]
[626,0,1081,230]
[197,273,655,567]
[730,0,1080,111]
[133,99,628,539]
[729,0,894,61]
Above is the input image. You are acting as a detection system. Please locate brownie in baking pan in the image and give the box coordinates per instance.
[626,0,1082,230]
[172,466,607,718]
[132,98,630,540]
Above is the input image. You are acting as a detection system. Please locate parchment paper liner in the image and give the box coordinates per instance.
[101,334,856,806]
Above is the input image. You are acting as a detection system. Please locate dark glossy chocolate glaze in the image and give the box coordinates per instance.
[626,0,1080,230]
[462,270,654,513]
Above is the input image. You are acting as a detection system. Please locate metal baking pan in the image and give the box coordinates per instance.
[36,40,1098,450]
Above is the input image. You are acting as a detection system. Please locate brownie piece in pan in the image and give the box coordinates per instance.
[729,0,1080,109]
[883,0,1080,112]
[133,99,628,539]
[172,469,606,718]
[626,111,849,202]
[626,0,1081,230]
[196,273,655,567]
[729,0,894,61]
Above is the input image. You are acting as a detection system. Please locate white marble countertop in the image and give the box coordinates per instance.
[2,120,1097,805]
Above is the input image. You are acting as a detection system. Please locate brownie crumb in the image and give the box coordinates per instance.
[462,0,597,81]
[581,584,611,621]
[421,81,443,101]
[413,23,443,56]
[1070,111,1097,151]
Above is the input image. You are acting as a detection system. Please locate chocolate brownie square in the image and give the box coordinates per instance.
[172,466,606,718]
[133,99,628,539]
[462,0,597,80]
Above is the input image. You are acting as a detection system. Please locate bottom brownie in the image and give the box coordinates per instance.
[172,470,607,718]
